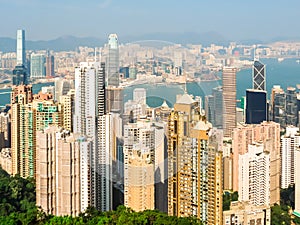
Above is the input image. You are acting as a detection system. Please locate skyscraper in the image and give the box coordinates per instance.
[11,85,33,177]
[239,143,270,206]
[123,121,155,212]
[11,86,62,178]
[46,54,55,77]
[167,93,222,223]
[17,29,26,66]
[205,86,223,128]
[253,60,266,91]
[30,53,46,79]
[246,89,267,124]
[107,34,119,87]
[280,126,300,189]
[270,85,286,127]
[13,29,27,85]
[74,62,113,211]
[223,67,237,137]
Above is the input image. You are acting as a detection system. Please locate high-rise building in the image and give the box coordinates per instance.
[232,121,281,205]
[286,87,298,126]
[167,93,222,223]
[16,29,26,66]
[239,143,270,206]
[54,78,74,101]
[246,89,267,124]
[107,34,119,87]
[13,29,27,85]
[36,126,81,216]
[59,89,75,132]
[11,86,62,178]
[30,53,46,79]
[222,67,237,137]
[74,62,98,209]
[253,60,266,91]
[46,54,55,77]
[11,85,34,177]
[106,87,124,114]
[123,121,155,211]
[280,126,300,189]
[206,86,223,128]
[270,85,286,127]
[74,62,112,211]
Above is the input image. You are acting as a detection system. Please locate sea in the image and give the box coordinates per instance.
[0,58,300,108]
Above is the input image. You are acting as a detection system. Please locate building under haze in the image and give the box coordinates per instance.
[222,67,237,137]
[12,29,27,85]
[107,34,119,87]
[253,60,266,91]
[30,53,46,79]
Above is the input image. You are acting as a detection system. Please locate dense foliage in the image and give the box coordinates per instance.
[271,185,300,225]
[0,167,201,225]
[222,191,238,211]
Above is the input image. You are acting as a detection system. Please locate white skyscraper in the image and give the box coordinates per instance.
[107,34,119,87]
[239,143,270,206]
[17,29,25,66]
[281,126,300,188]
[74,62,112,211]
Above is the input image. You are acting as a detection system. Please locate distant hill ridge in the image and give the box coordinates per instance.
[0,32,299,52]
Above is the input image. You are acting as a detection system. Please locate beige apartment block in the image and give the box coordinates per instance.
[125,149,154,212]
[36,126,80,216]
[232,121,280,205]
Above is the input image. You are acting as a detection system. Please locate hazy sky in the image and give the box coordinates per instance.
[0,0,300,41]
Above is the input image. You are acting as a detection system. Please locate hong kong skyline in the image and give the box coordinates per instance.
[1,0,300,41]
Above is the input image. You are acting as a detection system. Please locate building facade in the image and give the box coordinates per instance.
[222,67,237,137]
[36,126,81,216]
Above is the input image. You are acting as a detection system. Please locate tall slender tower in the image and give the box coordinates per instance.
[13,29,27,85]
[17,29,26,66]
[11,85,33,177]
[167,93,222,223]
[107,34,119,87]
[74,62,112,211]
[222,67,237,137]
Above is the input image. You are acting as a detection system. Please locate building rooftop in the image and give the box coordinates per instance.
[176,93,195,105]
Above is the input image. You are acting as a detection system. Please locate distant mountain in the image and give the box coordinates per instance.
[0,36,106,52]
[1,32,300,52]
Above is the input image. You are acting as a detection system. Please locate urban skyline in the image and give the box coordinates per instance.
[1,25,300,224]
